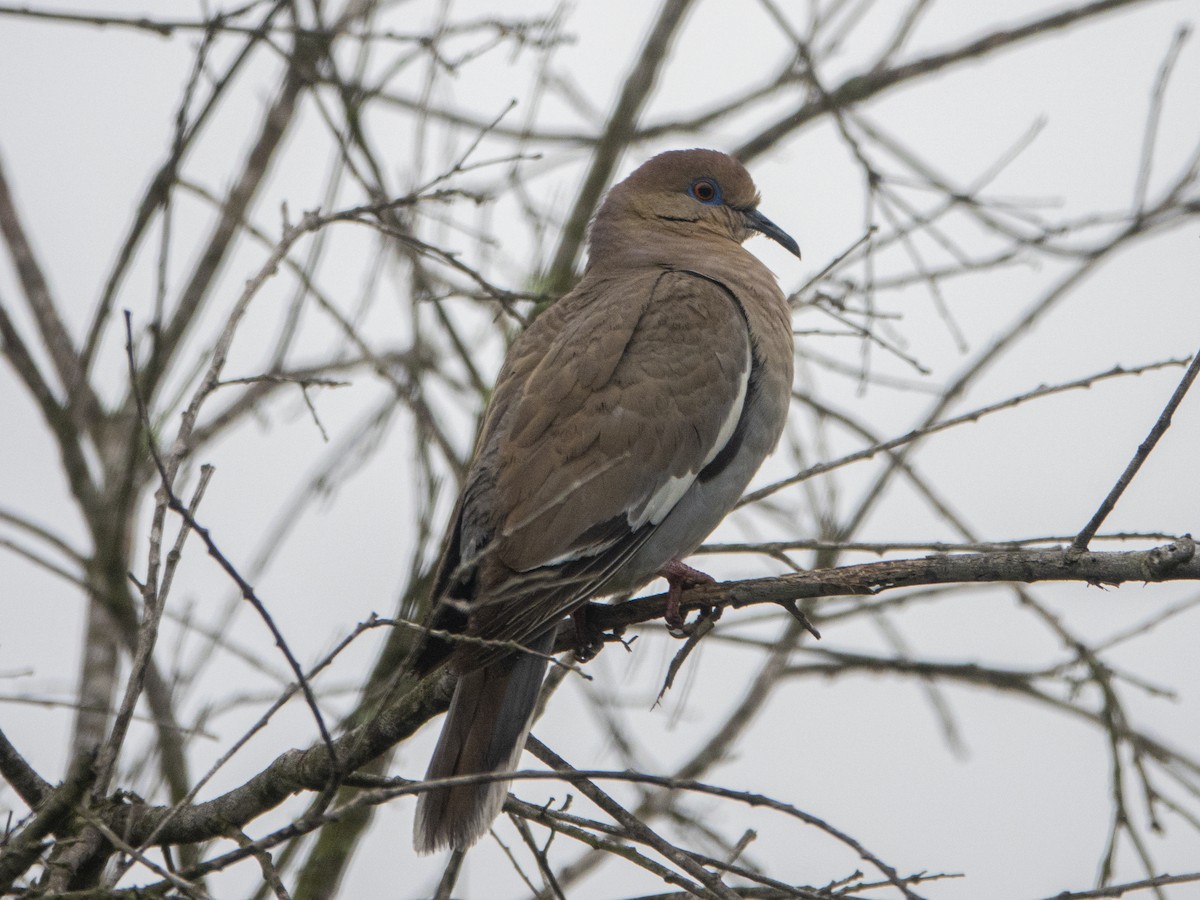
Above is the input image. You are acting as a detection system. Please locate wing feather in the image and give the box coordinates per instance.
[436,268,755,662]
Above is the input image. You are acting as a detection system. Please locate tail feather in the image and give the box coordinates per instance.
[413,631,553,854]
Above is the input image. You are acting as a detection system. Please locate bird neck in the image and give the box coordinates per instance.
[586,215,746,275]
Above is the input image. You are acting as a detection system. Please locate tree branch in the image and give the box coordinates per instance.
[543,0,698,295]
[0,152,95,423]
[586,539,1199,636]
[66,540,1194,854]
[0,725,51,808]
[736,0,1165,161]
[1070,348,1200,554]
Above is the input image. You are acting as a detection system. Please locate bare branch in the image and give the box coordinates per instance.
[0,725,51,808]
[737,0,1167,161]
[584,540,1199,638]
[0,152,94,421]
[1070,348,1200,555]
[0,751,95,893]
[543,0,698,295]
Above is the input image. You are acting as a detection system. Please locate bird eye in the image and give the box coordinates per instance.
[689,178,721,205]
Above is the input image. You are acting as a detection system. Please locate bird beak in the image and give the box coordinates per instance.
[742,208,801,259]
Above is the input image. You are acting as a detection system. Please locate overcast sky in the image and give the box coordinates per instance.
[1,1,1199,898]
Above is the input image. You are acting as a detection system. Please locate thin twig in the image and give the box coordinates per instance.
[1070,349,1200,556]
[123,312,338,770]
[743,357,1191,507]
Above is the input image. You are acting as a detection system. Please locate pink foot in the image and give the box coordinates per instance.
[659,558,716,631]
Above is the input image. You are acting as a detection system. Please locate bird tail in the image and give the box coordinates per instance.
[413,630,553,854]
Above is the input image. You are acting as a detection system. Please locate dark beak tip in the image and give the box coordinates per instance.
[744,208,801,260]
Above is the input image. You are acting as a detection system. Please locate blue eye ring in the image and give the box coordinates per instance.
[688,177,722,205]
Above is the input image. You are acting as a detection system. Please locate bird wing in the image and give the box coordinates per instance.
[455,267,753,649]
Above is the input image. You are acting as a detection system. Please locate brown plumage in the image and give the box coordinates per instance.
[412,148,799,854]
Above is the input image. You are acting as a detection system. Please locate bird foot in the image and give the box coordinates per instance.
[571,603,612,661]
[660,558,717,634]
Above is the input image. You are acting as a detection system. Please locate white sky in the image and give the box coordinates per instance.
[1,1,1199,898]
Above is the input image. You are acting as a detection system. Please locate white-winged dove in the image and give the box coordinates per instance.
[412,148,799,854]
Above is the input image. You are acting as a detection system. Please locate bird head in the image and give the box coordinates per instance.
[592,148,800,261]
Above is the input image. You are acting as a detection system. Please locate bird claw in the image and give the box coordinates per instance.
[660,558,717,636]
[669,603,724,639]
[571,604,612,661]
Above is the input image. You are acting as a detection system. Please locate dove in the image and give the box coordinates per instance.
[412,148,799,854]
